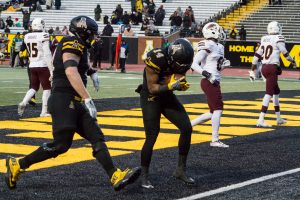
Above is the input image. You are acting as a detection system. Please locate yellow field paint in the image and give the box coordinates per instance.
[7,131,83,140]
[100,110,143,117]
[0,147,132,173]
[0,120,51,131]
[273,98,300,102]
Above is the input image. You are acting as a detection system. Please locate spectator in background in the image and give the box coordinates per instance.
[130,12,139,25]
[4,25,10,33]
[119,40,129,73]
[123,26,135,37]
[6,16,14,27]
[94,4,102,21]
[103,15,109,24]
[11,32,23,68]
[169,11,182,33]
[229,25,238,40]
[123,11,130,25]
[161,38,170,49]
[48,26,54,34]
[131,0,136,12]
[102,22,114,36]
[137,9,143,23]
[22,7,32,30]
[176,7,183,17]
[148,0,156,18]
[142,5,149,19]
[239,25,247,41]
[115,4,123,19]
[55,0,61,10]
[154,5,165,26]
[111,11,118,24]
[15,18,21,27]
[91,36,103,70]
[46,0,54,9]
[141,18,149,31]
[187,6,195,24]
[53,26,62,35]
[23,0,32,6]
[62,25,70,35]
[182,11,192,28]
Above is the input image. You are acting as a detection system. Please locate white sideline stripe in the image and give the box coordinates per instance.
[178,168,300,200]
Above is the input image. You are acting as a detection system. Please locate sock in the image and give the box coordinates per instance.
[41,90,51,114]
[21,89,36,105]
[94,145,117,178]
[273,94,281,119]
[211,110,222,142]
[191,112,212,126]
[19,146,54,169]
[259,94,271,122]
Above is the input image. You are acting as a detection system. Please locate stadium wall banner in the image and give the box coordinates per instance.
[224,41,300,69]
[137,36,163,64]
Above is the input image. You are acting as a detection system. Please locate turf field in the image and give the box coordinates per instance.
[0,67,299,199]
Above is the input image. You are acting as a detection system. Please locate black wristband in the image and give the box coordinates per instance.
[63,60,79,69]
[158,85,169,93]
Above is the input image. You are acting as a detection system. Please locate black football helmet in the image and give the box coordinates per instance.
[69,16,98,48]
[168,38,194,74]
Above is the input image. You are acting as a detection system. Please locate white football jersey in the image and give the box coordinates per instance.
[24,32,50,68]
[257,34,286,65]
[192,39,224,81]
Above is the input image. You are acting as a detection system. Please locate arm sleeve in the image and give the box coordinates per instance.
[191,50,208,74]
[252,45,263,65]
[277,42,295,63]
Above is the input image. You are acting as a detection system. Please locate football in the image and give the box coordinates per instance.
[163,73,186,85]
[0,52,5,60]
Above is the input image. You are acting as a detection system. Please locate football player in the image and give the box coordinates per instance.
[5,16,140,191]
[249,21,296,127]
[138,38,194,189]
[17,18,53,117]
[190,22,231,148]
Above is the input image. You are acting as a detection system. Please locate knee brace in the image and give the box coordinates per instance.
[92,141,108,157]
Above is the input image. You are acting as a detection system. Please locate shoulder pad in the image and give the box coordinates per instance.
[62,37,85,56]
[197,40,213,53]
[144,48,166,73]
[276,35,285,43]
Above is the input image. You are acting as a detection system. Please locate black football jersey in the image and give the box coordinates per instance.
[143,48,173,91]
[52,36,89,95]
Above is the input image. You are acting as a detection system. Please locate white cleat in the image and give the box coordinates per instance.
[210,140,229,148]
[18,103,26,117]
[256,121,272,128]
[276,118,287,125]
[40,113,51,117]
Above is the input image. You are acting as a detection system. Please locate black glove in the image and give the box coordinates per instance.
[276,66,282,75]
[202,70,211,79]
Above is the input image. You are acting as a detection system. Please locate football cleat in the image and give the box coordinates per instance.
[111,167,141,191]
[5,156,24,189]
[40,113,51,117]
[277,118,287,125]
[256,121,272,128]
[210,140,229,148]
[28,98,36,106]
[18,103,26,117]
[173,169,195,185]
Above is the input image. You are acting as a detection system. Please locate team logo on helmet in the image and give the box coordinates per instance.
[170,44,182,55]
[77,17,87,29]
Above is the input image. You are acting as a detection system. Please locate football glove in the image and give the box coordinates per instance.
[90,72,100,92]
[221,59,231,69]
[249,70,255,82]
[84,98,97,119]
[167,74,186,91]
[179,82,190,91]
[202,70,217,84]
[49,71,53,82]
